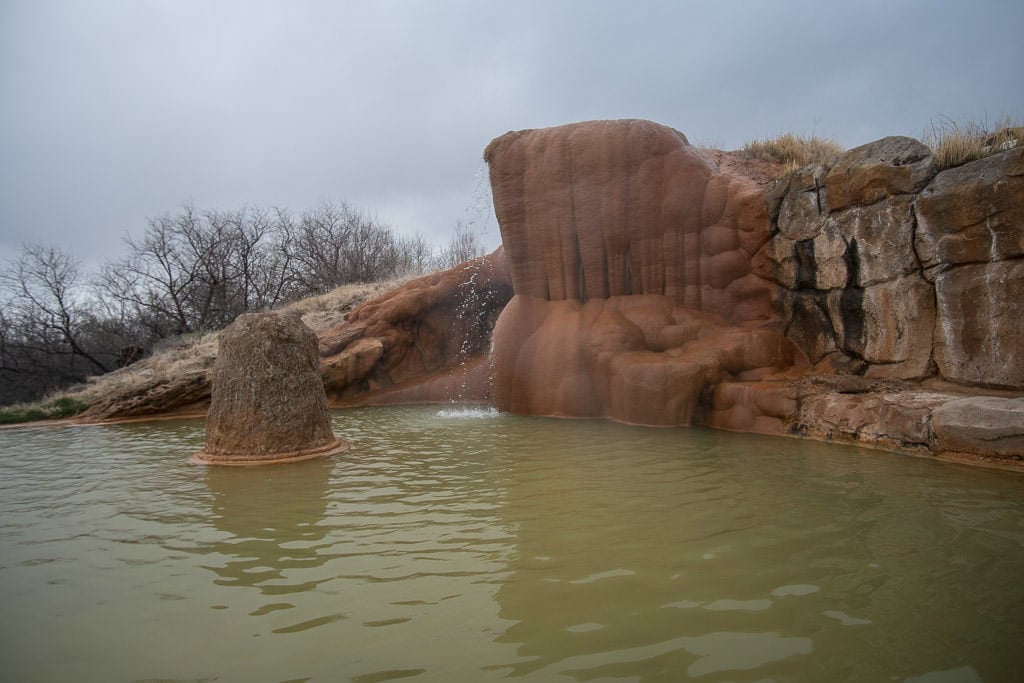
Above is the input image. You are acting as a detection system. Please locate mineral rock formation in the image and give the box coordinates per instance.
[192,312,349,465]
[319,249,513,404]
[486,119,797,428]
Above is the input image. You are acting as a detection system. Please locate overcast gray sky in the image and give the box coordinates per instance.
[2,0,1022,269]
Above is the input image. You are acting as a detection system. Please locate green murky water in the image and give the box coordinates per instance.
[1,406,1022,682]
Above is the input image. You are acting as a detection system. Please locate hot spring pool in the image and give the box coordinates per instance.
[1,406,1022,682]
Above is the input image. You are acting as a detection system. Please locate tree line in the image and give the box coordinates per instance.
[0,202,485,405]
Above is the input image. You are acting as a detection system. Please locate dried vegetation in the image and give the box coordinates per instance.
[923,116,1023,170]
[23,278,408,421]
[741,133,845,171]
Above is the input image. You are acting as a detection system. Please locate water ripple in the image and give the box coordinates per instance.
[1,407,1023,681]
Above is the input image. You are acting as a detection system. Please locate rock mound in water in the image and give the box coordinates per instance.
[192,312,349,465]
[486,119,798,428]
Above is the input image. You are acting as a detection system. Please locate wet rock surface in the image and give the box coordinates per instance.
[486,120,795,430]
[193,312,348,465]
[318,249,513,404]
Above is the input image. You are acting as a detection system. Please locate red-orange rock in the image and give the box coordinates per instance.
[485,120,777,321]
[319,249,513,404]
[486,120,793,427]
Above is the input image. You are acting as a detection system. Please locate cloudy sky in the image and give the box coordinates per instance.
[2,0,1022,269]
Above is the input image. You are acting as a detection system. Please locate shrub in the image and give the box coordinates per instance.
[742,133,844,169]
[924,116,1023,170]
[0,397,89,425]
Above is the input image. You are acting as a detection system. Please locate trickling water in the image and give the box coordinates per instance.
[464,160,496,239]
[448,162,504,404]
[1,407,1023,682]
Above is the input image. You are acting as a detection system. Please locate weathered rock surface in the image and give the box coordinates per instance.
[915,147,1024,269]
[318,249,513,404]
[932,397,1024,457]
[912,148,1024,388]
[762,151,939,381]
[79,370,211,420]
[932,260,1024,388]
[824,136,936,211]
[193,312,348,465]
[794,380,1023,462]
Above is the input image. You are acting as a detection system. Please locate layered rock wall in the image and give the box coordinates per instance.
[759,138,1024,390]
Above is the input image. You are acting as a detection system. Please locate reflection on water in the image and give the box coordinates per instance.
[197,459,334,593]
[0,406,1022,682]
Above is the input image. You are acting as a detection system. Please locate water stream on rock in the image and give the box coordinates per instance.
[449,161,502,405]
[2,407,1022,682]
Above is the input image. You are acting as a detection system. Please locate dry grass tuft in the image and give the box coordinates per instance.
[742,133,845,170]
[924,116,1023,170]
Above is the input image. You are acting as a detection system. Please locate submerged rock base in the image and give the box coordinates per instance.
[192,311,349,466]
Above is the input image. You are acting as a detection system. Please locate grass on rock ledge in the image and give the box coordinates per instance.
[924,116,1023,170]
[742,133,845,171]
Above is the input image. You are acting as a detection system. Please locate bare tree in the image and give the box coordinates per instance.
[438,220,486,269]
[1,244,110,375]
[395,232,437,277]
[4,199,445,405]
[280,202,408,293]
[0,244,127,403]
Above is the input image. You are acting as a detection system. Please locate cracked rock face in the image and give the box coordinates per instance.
[916,147,1024,389]
[194,312,348,465]
[764,140,1023,390]
[932,397,1024,457]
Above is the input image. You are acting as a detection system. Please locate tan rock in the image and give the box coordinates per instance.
[932,397,1024,457]
[798,392,881,441]
[321,337,384,388]
[777,166,829,240]
[80,370,210,420]
[876,391,949,447]
[915,147,1024,270]
[193,312,348,465]
[933,260,1024,388]
[825,136,936,211]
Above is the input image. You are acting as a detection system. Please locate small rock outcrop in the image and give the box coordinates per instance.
[319,250,513,405]
[192,312,349,465]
